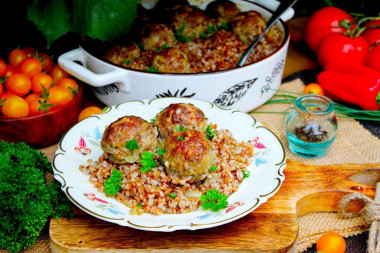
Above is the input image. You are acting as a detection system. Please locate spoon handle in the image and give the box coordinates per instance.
[236,0,298,67]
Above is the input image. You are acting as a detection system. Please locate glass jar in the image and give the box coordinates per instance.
[285,94,338,158]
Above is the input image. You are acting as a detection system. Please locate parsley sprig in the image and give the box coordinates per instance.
[126,139,139,151]
[104,168,123,196]
[200,189,228,212]
[140,152,157,173]
[206,125,216,140]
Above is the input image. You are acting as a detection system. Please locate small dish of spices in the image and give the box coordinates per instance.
[285,94,338,158]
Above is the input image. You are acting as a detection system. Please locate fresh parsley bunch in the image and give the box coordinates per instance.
[0,141,73,253]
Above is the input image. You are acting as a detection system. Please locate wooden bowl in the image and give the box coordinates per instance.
[0,85,84,148]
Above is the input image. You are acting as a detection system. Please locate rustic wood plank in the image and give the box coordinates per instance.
[50,159,379,252]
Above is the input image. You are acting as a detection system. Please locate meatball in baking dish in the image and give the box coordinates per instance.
[139,23,176,51]
[152,48,190,73]
[154,103,208,139]
[101,116,159,164]
[161,129,217,182]
[206,0,240,26]
[231,10,267,44]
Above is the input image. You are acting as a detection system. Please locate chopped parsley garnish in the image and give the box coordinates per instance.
[140,152,158,173]
[163,43,169,49]
[206,125,216,140]
[168,192,177,199]
[146,67,159,72]
[175,22,191,42]
[177,136,184,141]
[219,22,229,31]
[155,48,162,53]
[126,139,139,151]
[209,165,217,172]
[104,168,123,196]
[157,148,166,155]
[124,60,131,65]
[137,203,143,209]
[242,170,250,179]
[178,125,187,132]
[200,189,228,212]
[150,117,156,123]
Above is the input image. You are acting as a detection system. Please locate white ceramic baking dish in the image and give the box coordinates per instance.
[58,0,293,112]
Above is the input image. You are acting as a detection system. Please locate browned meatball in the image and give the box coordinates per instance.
[103,43,141,66]
[206,0,240,25]
[231,10,267,44]
[154,103,208,139]
[140,23,176,51]
[154,0,189,15]
[151,48,190,73]
[161,129,216,181]
[101,116,158,164]
[171,6,212,41]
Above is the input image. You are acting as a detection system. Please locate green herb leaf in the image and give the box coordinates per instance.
[124,60,131,65]
[163,43,169,49]
[210,165,217,172]
[155,48,162,53]
[126,139,139,151]
[242,169,250,179]
[206,125,216,140]
[178,125,187,132]
[200,189,228,212]
[168,192,177,199]
[27,0,71,48]
[104,168,123,196]
[150,117,156,123]
[157,148,166,155]
[177,136,184,141]
[137,203,143,208]
[72,0,139,41]
[146,67,159,72]
[140,152,157,173]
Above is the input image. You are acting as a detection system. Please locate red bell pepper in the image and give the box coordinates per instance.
[317,62,380,110]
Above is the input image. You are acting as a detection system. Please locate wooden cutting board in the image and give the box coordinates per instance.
[49,159,379,252]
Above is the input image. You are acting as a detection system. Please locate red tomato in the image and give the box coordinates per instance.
[5,73,32,96]
[18,58,43,78]
[29,97,55,116]
[305,7,352,52]
[0,83,3,97]
[317,33,369,68]
[365,43,380,72]
[23,47,37,57]
[0,59,6,76]
[4,65,17,77]
[49,65,69,83]
[362,27,380,46]
[37,52,53,73]
[8,48,27,67]
[316,232,346,253]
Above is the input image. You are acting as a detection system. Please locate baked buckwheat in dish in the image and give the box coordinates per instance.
[103,0,283,73]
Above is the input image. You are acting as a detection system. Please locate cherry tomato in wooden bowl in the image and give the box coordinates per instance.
[0,84,84,148]
[316,232,346,253]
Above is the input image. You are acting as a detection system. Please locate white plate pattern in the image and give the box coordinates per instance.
[53,97,286,231]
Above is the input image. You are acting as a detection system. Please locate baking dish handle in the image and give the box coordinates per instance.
[58,48,131,93]
[253,0,295,22]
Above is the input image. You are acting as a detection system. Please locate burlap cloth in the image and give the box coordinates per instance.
[3,79,379,253]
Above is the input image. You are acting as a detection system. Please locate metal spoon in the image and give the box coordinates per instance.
[236,0,298,67]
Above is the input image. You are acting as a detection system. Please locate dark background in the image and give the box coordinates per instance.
[1,0,379,62]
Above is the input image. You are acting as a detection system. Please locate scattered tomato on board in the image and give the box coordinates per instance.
[303,83,325,96]
[78,106,103,122]
[0,47,80,118]
[316,232,346,253]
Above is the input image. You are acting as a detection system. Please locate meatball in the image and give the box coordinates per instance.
[139,23,176,51]
[154,103,208,139]
[151,48,190,73]
[153,0,189,15]
[161,129,216,181]
[103,43,141,66]
[231,10,267,44]
[101,116,159,164]
[171,6,212,40]
[206,0,240,25]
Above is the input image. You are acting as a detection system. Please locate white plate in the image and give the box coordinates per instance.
[53,97,286,231]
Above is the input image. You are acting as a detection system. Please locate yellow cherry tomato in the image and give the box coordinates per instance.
[316,232,346,253]
[303,82,325,96]
[78,106,103,121]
